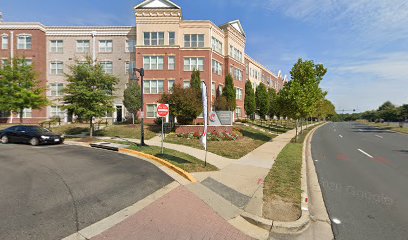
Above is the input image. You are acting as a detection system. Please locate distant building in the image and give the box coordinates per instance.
[0,0,285,124]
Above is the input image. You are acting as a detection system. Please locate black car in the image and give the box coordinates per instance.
[0,125,64,146]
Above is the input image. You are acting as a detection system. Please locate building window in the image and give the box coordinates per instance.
[235,88,243,100]
[168,56,175,70]
[126,39,136,52]
[236,107,242,119]
[147,104,157,118]
[230,66,243,81]
[218,85,223,95]
[1,59,9,67]
[143,56,164,70]
[50,106,65,119]
[144,32,164,46]
[184,34,204,48]
[50,40,63,53]
[17,35,32,50]
[143,80,164,94]
[100,61,113,74]
[50,83,64,96]
[99,40,113,52]
[125,61,136,74]
[229,45,243,62]
[76,40,90,53]
[50,62,64,75]
[169,32,176,46]
[20,59,32,66]
[212,60,222,75]
[1,35,8,49]
[183,80,190,89]
[184,57,204,71]
[211,82,216,96]
[211,37,223,54]
[168,80,175,93]
[20,108,32,118]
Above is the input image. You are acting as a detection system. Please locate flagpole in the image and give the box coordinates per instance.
[201,81,208,167]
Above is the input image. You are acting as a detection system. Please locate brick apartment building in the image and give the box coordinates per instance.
[0,0,286,124]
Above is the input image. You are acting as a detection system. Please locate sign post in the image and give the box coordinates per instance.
[200,82,208,167]
[157,104,169,154]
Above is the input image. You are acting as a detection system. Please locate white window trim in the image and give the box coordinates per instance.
[184,57,204,72]
[143,56,164,70]
[168,56,176,70]
[50,61,64,75]
[143,80,165,94]
[76,40,90,53]
[99,40,113,53]
[17,34,32,50]
[146,104,158,118]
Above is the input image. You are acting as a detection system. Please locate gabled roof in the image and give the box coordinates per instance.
[220,20,246,37]
[134,0,181,10]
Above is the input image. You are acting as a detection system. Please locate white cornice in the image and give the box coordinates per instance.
[245,54,279,79]
[0,22,46,32]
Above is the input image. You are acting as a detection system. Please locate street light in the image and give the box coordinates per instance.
[131,67,146,146]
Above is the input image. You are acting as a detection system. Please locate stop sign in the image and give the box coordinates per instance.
[157,104,169,117]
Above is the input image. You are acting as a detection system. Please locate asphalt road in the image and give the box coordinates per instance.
[312,122,408,240]
[0,143,173,240]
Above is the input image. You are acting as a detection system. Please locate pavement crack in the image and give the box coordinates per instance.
[40,164,81,233]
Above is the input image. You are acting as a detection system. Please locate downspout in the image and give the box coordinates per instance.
[210,26,213,112]
[10,31,14,123]
[92,31,96,64]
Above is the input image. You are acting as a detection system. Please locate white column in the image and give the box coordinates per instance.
[10,31,14,60]
[92,31,97,64]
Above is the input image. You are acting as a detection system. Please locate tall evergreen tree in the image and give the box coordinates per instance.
[255,83,269,119]
[222,74,236,111]
[0,58,48,123]
[63,59,118,136]
[244,80,256,119]
[268,88,278,119]
[190,69,201,91]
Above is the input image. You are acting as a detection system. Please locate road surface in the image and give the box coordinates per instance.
[0,144,173,240]
[312,122,408,240]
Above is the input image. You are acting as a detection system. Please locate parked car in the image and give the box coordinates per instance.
[0,125,64,146]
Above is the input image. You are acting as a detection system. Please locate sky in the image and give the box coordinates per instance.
[1,0,407,112]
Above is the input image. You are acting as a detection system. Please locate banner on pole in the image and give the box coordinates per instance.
[200,82,208,150]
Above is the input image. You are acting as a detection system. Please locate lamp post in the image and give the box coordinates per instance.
[131,67,146,146]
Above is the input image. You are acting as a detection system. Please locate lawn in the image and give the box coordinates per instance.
[127,144,218,173]
[95,124,159,140]
[165,125,275,159]
[263,125,317,221]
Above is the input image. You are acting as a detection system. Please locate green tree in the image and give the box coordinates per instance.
[222,74,236,111]
[160,84,202,125]
[123,81,142,124]
[399,104,408,121]
[63,59,119,137]
[255,83,269,120]
[244,80,256,119]
[268,88,278,119]
[377,101,399,121]
[0,58,48,123]
[314,99,336,120]
[190,69,201,91]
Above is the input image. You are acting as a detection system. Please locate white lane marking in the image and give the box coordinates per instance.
[375,135,383,139]
[334,129,337,132]
[339,135,343,138]
[332,218,342,224]
[314,159,319,162]
[358,149,374,158]
[359,129,363,132]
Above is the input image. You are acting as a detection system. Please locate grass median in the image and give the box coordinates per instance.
[356,120,408,134]
[127,145,218,173]
[263,125,317,221]
[165,125,275,159]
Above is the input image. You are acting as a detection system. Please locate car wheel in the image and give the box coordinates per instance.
[29,137,40,146]
[1,135,9,144]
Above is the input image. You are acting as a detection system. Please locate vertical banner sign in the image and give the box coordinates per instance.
[200,82,208,166]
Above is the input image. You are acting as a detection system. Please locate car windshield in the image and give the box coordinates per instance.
[28,127,52,134]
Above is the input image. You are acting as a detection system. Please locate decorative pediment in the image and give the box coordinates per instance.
[134,0,181,10]
[229,20,245,36]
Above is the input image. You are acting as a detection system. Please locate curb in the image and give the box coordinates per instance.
[118,148,197,183]
[239,123,325,235]
[64,141,197,183]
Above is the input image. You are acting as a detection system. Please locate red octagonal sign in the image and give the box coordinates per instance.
[157,104,169,117]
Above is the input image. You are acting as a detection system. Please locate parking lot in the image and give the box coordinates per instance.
[0,143,173,240]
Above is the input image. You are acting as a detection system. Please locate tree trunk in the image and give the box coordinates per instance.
[300,118,303,133]
[19,109,23,124]
[89,117,93,137]
[295,119,298,142]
